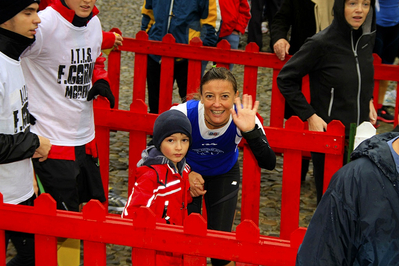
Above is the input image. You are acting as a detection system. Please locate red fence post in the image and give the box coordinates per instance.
[242,43,259,100]
[323,120,345,192]
[94,97,111,209]
[34,194,57,266]
[132,31,149,103]
[240,145,261,225]
[159,34,177,114]
[82,201,107,266]
[279,118,304,240]
[187,37,203,99]
[128,100,150,195]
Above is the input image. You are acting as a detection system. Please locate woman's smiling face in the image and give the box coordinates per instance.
[200,79,238,129]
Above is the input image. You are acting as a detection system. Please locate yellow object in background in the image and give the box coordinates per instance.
[57,238,80,266]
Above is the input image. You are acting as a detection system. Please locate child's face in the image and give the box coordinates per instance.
[160,133,190,167]
[65,0,96,18]
[0,3,41,39]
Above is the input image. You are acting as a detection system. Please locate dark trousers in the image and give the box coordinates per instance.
[247,0,281,49]
[5,195,35,266]
[147,56,188,114]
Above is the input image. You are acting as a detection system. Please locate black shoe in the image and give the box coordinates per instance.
[377,106,394,123]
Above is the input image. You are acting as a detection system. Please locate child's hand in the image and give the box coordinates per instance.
[113,33,123,49]
[189,171,206,197]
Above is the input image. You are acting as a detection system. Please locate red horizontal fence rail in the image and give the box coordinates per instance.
[0,194,307,266]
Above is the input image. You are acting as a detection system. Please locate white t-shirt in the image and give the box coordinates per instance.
[21,7,103,146]
[0,52,34,204]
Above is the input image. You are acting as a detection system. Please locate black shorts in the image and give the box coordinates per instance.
[33,144,105,212]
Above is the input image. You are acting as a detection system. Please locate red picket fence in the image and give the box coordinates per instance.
[0,193,305,266]
[2,30,398,265]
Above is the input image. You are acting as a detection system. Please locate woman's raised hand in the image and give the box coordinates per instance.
[230,94,259,132]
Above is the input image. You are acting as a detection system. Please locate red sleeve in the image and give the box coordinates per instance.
[92,55,110,84]
[101,31,116,50]
[236,0,251,34]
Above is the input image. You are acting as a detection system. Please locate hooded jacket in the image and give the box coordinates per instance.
[218,0,250,38]
[277,0,376,136]
[122,146,192,225]
[296,132,399,265]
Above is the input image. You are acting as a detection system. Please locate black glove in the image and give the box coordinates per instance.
[28,110,36,125]
[87,79,115,108]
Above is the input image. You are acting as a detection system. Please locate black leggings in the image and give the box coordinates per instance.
[5,195,35,266]
[188,162,240,266]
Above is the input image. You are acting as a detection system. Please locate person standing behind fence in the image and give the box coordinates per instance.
[296,132,399,265]
[0,0,52,264]
[373,0,399,124]
[247,0,281,51]
[277,0,377,204]
[216,0,251,71]
[141,0,221,114]
[171,67,276,266]
[270,0,334,183]
[20,0,115,213]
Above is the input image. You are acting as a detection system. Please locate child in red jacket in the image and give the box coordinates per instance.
[122,110,192,225]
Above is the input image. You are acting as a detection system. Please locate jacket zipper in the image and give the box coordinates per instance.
[352,31,362,126]
[328,88,334,117]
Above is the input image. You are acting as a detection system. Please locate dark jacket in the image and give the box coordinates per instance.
[277,0,376,136]
[141,0,220,63]
[0,28,40,164]
[270,0,316,54]
[296,132,399,265]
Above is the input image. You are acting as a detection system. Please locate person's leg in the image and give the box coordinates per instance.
[311,152,325,204]
[77,145,106,205]
[219,34,240,71]
[203,162,240,266]
[147,56,161,114]
[247,0,265,49]
[374,24,399,123]
[6,196,36,266]
[7,232,35,266]
[174,59,188,102]
[33,157,80,212]
[187,196,203,214]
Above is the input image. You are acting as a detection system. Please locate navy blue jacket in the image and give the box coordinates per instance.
[297,132,399,265]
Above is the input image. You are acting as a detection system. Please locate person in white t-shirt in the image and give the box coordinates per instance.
[21,0,114,212]
[0,0,51,264]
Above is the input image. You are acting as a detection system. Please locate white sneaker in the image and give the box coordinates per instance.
[383,89,396,107]
[261,22,268,34]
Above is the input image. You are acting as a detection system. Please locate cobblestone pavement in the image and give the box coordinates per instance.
[6,0,396,264]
